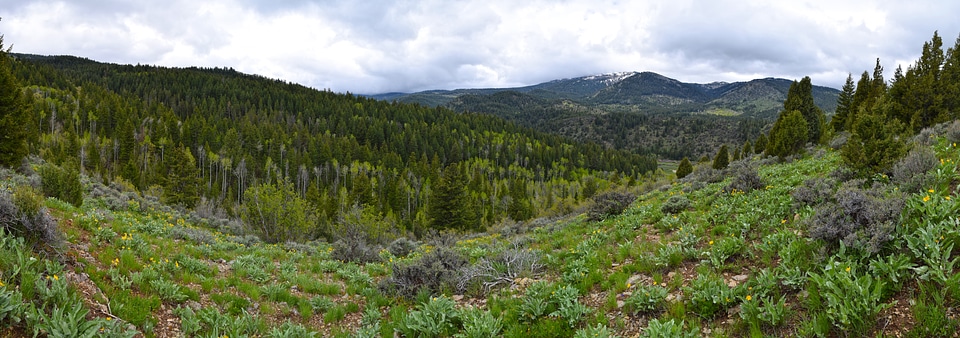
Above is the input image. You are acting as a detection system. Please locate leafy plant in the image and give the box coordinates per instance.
[641,318,699,338]
[684,272,737,319]
[455,307,502,338]
[574,323,618,338]
[35,302,101,338]
[807,259,890,334]
[623,284,668,314]
[150,279,190,303]
[401,296,461,338]
[587,191,636,221]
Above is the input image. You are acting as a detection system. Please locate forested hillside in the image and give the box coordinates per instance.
[8,54,657,243]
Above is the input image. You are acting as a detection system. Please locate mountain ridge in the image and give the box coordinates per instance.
[370,71,840,118]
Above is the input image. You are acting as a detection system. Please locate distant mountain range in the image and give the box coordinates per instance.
[371,71,840,118]
[371,72,841,160]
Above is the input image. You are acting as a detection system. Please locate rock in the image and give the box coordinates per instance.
[626,274,645,286]
[727,280,737,288]
[667,272,677,279]
[617,300,625,308]
[727,305,741,316]
[185,300,201,311]
[732,274,748,282]
[452,295,464,302]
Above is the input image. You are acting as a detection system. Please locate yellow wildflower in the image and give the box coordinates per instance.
[929,189,936,193]
[845,267,851,272]
[924,195,931,202]
[709,240,714,245]
[947,196,952,201]
[746,295,752,301]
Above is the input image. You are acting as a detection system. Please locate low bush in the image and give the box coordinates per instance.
[890,146,938,193]
[660,195,691,215]
[587,191,636,221]
[0,186,64,250]
[387,237,419,258]
[457,248,543,293]
[332,234,381,264]
[791,177,837,208]
[723,161,764,194]
[806,180,903,254]
[380,247,467,299]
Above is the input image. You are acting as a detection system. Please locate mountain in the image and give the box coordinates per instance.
[375,71,840,118]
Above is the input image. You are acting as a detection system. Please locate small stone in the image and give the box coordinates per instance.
[616,300,625,308]
[452,295,464,301]
[732,274,748,282]
[667,272,677,279]
[185,301,201,310]
[727,280,737,288]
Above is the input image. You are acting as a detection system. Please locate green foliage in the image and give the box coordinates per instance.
[623,284,668,315]
[831,73,856,132]
[841,112,907,176]
[641,318,699,338]
[0,36,32,167]
[430,163,480,231]
[908,283,959,337]
[162,145,201,208]
[34,302,102,338]
[807,259,890,335]
[573,323,617,338]
[38,162,83,207]
[455,307,503,338]
[766,110,808,158]
[753,133,767,154]
[675,157,693,179]
[783,77,828,143]
[684,272,737,318]
[712,144,729,170]
[241,180,315,243]
[400,296,461,338]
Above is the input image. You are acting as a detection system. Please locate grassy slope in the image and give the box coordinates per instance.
[3,135,960,337]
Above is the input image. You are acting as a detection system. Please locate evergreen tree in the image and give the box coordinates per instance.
[783,77,827,143]
[841,112,906,176]
[944,33,960,119]
[428,163,476,231]
[754,133,767,154]
[732,148,741,162]
[0,29,31,167]
[831,74,856,132]
[675,157,693,179]
[741,140,752,159]
[712,145,729,170]
[506,178,534,221]
[163,144,201,208]
[765,110,808,158]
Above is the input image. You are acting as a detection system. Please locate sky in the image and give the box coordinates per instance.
[1,0,959,94]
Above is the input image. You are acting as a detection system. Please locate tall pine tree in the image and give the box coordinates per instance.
[830,74,856,132]
[0,27,31,167]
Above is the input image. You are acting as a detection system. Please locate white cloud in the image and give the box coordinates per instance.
[1,0,959,93]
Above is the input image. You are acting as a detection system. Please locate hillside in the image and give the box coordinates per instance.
[397,72,839,160]
[3,123,960,337]
[8,53,656,241]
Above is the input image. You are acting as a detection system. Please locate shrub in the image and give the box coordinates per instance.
[0,186,64,250]
[722,161,764,194]
[660,195,691,215]
[380,247,467,299]
[332,234,381,264]
[38,162,83,208]
[387,237,419,257]
[675,158,693,179]
[791,177,837,208]
[456,308,502,338]
[806,180,903,254]
[399,296,461,338]
[457,248,543,293]
[587,191,636,221]
[684,272,737,319]
[890,146,938,193]
[680,166,724,184]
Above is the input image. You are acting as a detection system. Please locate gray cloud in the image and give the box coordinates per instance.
[1,0,959,93]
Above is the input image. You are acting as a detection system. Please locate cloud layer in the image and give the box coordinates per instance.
[2,0,959,93]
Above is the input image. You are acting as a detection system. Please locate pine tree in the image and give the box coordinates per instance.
[0,29,31,167]
[765,110,808,158]
[428,163,476,231]
[675,157,693,179]
[754,133,767,154]
[783,77,826,143]
[841,112,906,176]
[712,145,729,170]
[831,74,856,132]
[742,140,752,159]
[163,144,201,208]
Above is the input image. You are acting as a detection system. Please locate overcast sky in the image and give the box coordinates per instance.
[1,1,959,94]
